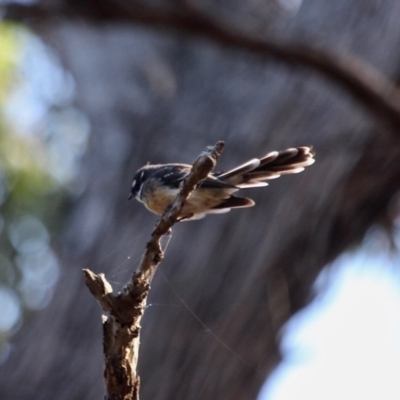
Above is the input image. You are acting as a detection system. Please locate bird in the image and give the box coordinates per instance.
[129,146,315,220]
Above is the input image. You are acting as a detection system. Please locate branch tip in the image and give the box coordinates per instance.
[83,269,113,299]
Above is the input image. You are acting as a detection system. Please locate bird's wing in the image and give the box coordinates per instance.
[199,175,238,189]
[158,165,237,190]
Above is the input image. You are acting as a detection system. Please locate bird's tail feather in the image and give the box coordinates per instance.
[218,146,315,187]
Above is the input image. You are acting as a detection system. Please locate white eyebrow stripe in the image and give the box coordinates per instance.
[138,183,144,201]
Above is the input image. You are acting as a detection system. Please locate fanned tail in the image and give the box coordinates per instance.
[217,146,315,188]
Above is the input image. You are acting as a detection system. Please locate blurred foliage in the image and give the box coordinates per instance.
[0,23,19,102]
[0,22,66,350]
[0,22,62,241]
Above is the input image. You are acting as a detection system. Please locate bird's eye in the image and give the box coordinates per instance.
[131,179,136,188]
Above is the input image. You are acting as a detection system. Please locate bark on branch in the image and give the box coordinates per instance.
[83,141,224,400]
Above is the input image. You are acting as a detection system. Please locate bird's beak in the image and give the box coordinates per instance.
[128,193,133,200]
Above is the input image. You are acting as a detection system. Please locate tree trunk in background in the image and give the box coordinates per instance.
[2,1,400,399]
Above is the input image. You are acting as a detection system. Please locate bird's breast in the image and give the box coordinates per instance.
[142,178,232,217]
[142,182,179,215]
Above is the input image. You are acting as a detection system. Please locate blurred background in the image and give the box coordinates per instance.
[1,1,400,399]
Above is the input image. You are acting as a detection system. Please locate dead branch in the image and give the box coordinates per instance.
[83,141,224,400]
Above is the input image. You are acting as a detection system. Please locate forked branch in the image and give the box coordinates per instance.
[83,141,225,400]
